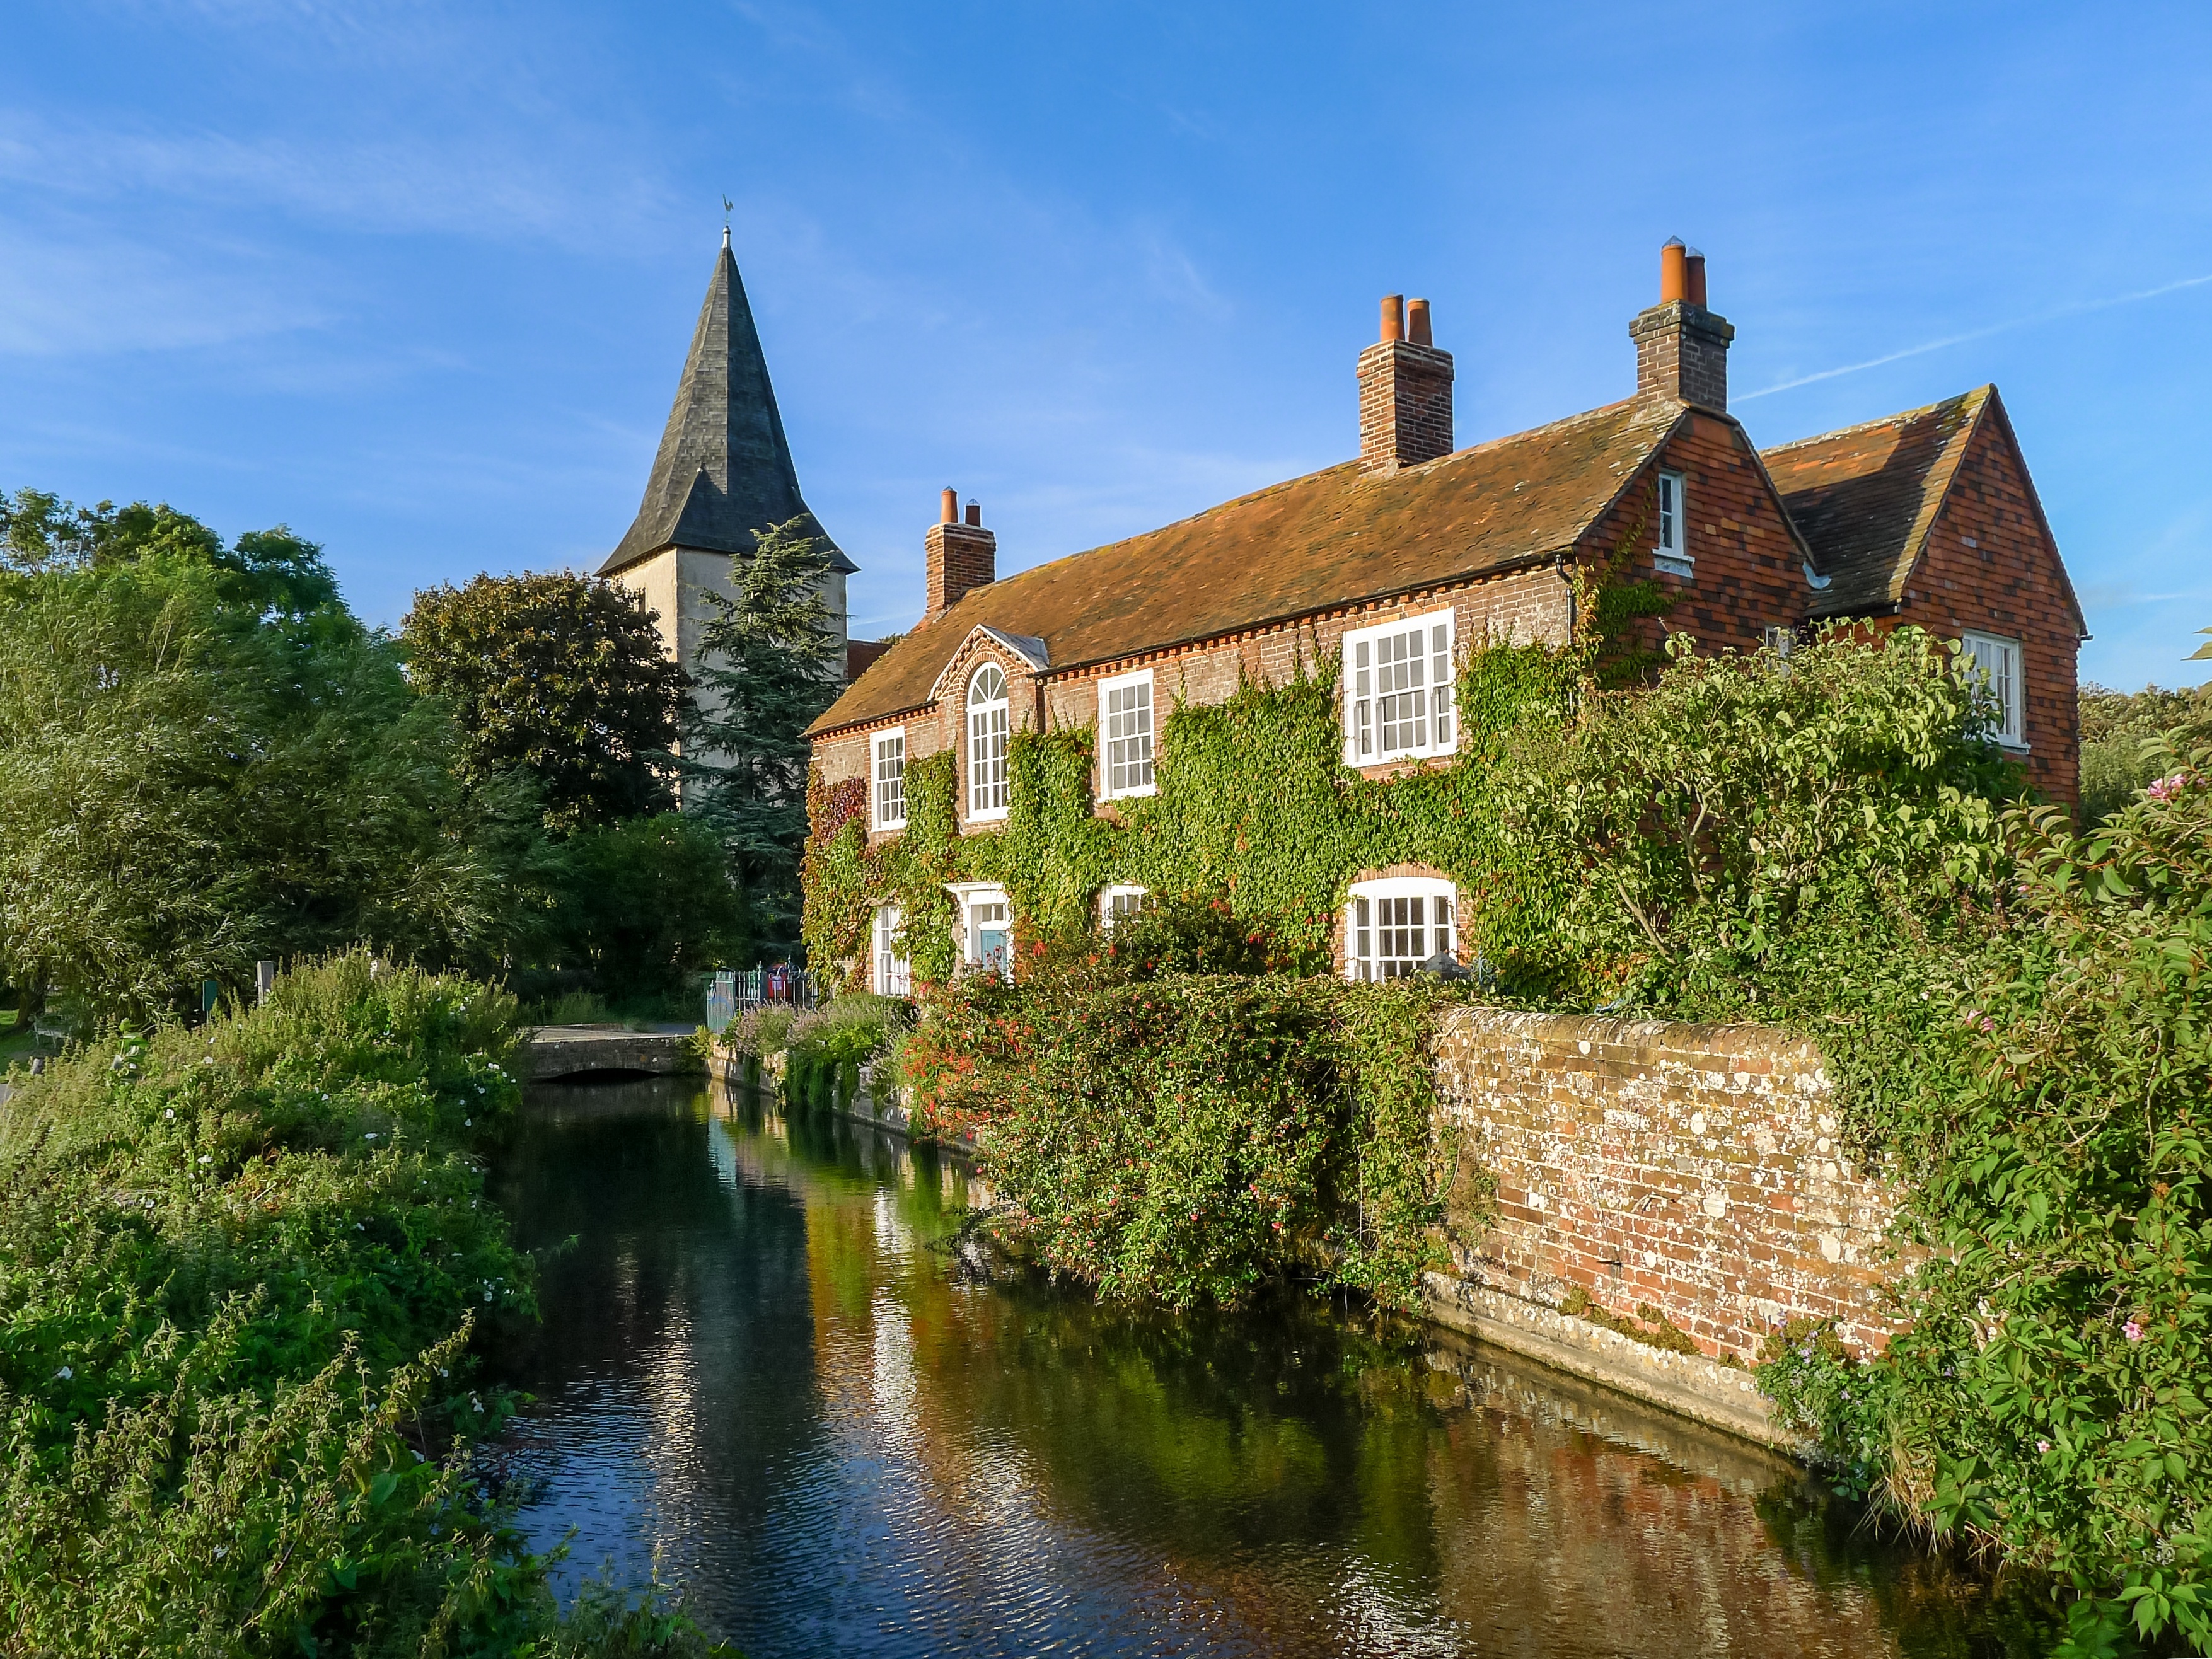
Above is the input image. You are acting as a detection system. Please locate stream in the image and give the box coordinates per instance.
[487,1075,2051,1658]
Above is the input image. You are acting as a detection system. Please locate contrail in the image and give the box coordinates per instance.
[1737,271,2212,401]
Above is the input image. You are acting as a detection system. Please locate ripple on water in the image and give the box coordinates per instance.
[487,1078,2058,1658]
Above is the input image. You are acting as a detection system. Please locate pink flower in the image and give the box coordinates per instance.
[2123,1320,2145,1343]
[2146,771,2199,803]
[2036,1439,2051,1454]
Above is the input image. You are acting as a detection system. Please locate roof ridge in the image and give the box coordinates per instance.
[1760,384,1991,456]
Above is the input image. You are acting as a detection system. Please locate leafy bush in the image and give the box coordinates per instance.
[904,972,1450,1309]
[0,952,725,1656]
[781,993,906,1114]
[2078,681,2212,826]
[1089,891,1290,980]
[1829,744,2212,1655]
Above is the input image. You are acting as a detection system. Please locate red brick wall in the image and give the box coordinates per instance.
[1435,1007,1911,1363]
[1897,415,2083,802]
[1577,412,1809,662]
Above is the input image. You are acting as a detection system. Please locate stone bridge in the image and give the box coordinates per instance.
[520,1023,697,1082]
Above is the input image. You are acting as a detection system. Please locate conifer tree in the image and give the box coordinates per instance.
[685,516,844,958]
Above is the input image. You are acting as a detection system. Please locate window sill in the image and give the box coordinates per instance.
[1654,553,1694,579]
[872,818,907,835]
[1101,783,1157,802]
[964,809,1010,826]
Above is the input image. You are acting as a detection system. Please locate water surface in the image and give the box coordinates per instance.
[490,1077,2053,1657]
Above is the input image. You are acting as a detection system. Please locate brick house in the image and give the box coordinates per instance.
[808,243,2085,987]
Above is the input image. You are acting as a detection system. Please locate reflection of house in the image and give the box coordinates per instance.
[604,232,881,746]
[809,244,2085,988]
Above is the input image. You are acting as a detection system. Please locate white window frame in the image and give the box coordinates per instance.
[966,662,1010,822]
[1655,469,1692,578]
[1100,883,1147,928]
[947,882,1014,980]
[1344,876,1458,982]
[871,905,911,996]
[1341,608,1457,766]
[872,727,906,831]
[1960,631,2026,750]
[1099,669,1156,799]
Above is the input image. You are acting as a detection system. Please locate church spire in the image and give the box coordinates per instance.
[600,238,853,577]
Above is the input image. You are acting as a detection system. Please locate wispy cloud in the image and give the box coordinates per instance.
[1739,272,2212,400]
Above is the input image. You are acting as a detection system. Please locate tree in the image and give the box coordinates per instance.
[542,814,748,997]
[400,572,686,830]
[685,516,845,958]
[0,492,533,1022]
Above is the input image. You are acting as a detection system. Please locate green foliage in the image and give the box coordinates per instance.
[1841,745,2212,1655]
[779,993,906,1115]
[2078,680,2212,826]
[0,952,724,1655]
[540,814,747,999]
[1493,626,2013,1019]
[686,517,845,959]
[903,971,1451,1309]
[1086,891,1288,978]
[401,570,688,832]
[0,519,533,1022]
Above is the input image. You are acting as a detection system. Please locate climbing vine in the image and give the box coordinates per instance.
[803,640,1578,995]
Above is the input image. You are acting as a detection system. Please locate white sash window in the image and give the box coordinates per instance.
[1343,610,1456,765]
[968,662,1010,819]
[1099,669,1155,798]
[1345,877,1457,981]
[871,905,911,995]
[1960,632,2025,749]
[872,728,906,830]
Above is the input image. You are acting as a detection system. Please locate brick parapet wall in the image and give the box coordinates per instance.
[1433,1006,1911,1363]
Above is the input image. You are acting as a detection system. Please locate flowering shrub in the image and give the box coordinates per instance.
[0,952,729,1656]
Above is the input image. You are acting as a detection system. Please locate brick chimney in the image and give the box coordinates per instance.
[1630,239,1734,410]
[1357,294,1454,473]
[922,488,995,626]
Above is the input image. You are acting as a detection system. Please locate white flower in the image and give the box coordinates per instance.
[54,1365,72,1381]
[164,1109,175,1119]
[198,1155,212,1165]
[364,1132,378,1140]
[354,1222,364,1231]
[214,1546,227,1559]
[463,1118,471,1127]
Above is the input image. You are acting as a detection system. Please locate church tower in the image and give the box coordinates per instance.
[601,230,855,700]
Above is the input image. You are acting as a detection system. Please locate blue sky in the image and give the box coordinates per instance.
[3,1,2208,689]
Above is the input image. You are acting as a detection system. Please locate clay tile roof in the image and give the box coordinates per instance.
[812,396,1684,735]
[1760,386,1990,618]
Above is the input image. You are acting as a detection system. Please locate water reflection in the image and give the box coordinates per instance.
[490,1077,2054,1658]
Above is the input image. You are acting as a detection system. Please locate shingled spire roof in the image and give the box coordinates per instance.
[600,231,854,577]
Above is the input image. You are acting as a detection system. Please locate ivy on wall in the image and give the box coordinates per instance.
[801,641,1578,992]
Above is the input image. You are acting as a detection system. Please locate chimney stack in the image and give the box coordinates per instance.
[923,488,995,626]
[1631,238,1734,410]
[1358,294,1454,473]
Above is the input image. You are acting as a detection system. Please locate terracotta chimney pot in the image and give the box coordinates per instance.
[939,487,958,524]
[964,499,982,528]
[1685,248,1707,308]
[1379,294,1406,342]
[1659,238,1688,304]
[1407,298,1432,347]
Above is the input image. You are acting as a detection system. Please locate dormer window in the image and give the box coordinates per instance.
[872,728,906,830]
[1343,610,1456,766]
[1655,470,1691,577]
[1100,669,1155,799]
[968,662,1010,820]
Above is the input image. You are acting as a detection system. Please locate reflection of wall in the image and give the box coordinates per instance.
[1435,1008,1912,1367]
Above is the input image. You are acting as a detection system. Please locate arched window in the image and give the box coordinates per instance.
[1345,876,1457,981]
[968,662,1010,819]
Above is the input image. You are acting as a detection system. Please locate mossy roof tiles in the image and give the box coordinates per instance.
[1759,386,1991,619]
[813,396,1684,735]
